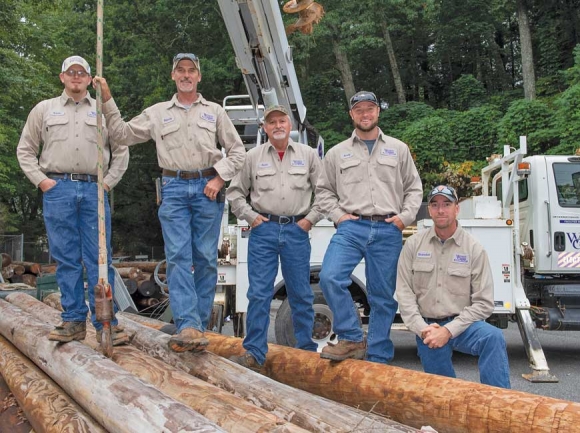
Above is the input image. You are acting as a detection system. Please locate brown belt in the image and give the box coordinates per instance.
[162,168,217,180]
[352,213,395,221]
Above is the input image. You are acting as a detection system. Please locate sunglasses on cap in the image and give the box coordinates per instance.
[349,91,379,110]
[427,185,458,203]
[173,53,199,62]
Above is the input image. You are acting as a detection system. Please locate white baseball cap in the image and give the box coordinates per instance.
[61,56,91,75]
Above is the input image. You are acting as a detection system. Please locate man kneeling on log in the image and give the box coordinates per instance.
[396,185,511,388]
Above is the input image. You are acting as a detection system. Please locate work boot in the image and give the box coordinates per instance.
[229,351,263,372]
[320,339,366,361]
[48,321,87,343]
[168,328,209,353]
[96,324,130,346]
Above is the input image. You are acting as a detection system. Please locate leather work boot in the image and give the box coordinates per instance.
[48,321,87,343]
[96,324,130,346]
[229,351,263,372]
[320,339,366,361]
[168,328,209,353]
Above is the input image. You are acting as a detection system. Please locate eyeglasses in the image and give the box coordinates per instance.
[427,185,458,202]
[64,70,89,77]
[349,91,378,109]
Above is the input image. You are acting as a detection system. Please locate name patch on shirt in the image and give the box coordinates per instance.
[417,251,432,259]
[201,112,216,123]
[291,159,305,167]
[453,254,469,264]
[87,111,97,118]
[341,152,353,159]
[50,111,65,116]
[258,162,272,169]
[381,147,397,157]
[162,116,174,124]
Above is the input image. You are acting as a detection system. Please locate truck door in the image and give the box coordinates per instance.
[544,158,580,272]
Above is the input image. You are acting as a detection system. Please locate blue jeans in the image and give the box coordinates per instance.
[319,219,401,363]
[416,319,511,389]
[244,221,317,365]
[43,178,118,331]
[158,175,224,333]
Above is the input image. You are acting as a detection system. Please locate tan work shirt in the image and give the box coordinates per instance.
[226,139,323,225]
[396,224,495,338]
[17,91,128,188]
[102,94,245,181]
[315,129,422,226]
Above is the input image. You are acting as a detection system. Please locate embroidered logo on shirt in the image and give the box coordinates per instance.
[453,254,469,264]
[51,111,65,116]
[291,159,305,167]
[341,152,353,159]
[417,251,432,259]
[162,117,174,124]
[258,162,272,169]
[87,111,97,118]
[381,148,397,157]
[201,112,216,123]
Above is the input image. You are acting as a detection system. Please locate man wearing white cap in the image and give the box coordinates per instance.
[396,185,510,388]
[226,105,323,371]
[17,56,129,344]
[94,53,245,353]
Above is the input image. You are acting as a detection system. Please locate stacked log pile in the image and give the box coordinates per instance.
[113,261,168,317]
[0,293,420,433]
[1,254,41,288]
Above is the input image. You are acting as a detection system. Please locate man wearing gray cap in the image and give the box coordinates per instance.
[17,55,129,344]
[226,105,323,371]
[315,91,422,363]
[396,185,510,388]
[94,53,245,353]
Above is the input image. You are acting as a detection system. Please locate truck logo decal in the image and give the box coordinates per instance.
[452,254,469,264]
[566,233,580,249]
[417,251,431,258]
[558,252,580,267]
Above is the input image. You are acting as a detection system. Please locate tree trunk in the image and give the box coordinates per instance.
[331,37,357,103]
[0,335,107,433]
[0,299,224,433]
[380,20,406,104]
[516,0,536,100]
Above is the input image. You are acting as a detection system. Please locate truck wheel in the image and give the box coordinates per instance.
[275,291,337,351]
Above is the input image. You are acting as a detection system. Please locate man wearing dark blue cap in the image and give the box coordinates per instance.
[315,90,422,363]
[396,185,510,388]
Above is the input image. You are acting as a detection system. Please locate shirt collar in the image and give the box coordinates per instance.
[170,93,207,109]
[428,222,464,246]
[60,90,92,106]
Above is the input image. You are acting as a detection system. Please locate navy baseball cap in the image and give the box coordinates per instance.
[349,91,379,110]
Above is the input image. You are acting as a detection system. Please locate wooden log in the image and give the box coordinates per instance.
[12,262,41,275]
[6,293,309,433]
[11,265,25,276]
[0,370,33,433]
[43,292,63,311]
[127,313,580,433]
[0,334,106,433]
[135,297,159,308]
[113,261,166,274]
[1,265,14,281]
[115,267,142,280]
[1,253,11,269]
[41,264,57,274]
[20,274,37,288]
[136,280,160,298]
[0,299,225,433]
[123,278,138,295]
[9,275,23,284]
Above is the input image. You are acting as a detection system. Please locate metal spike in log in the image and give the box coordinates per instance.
[0,335,107,433]
[0,299,225,433]
[127,312,580,433]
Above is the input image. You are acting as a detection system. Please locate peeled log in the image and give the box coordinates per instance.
[115,267,142,280]
[0,335,106,433]
[128,313,580,433]
[113,261,166,273]
[0,299,225,433]
[118,313,416,432]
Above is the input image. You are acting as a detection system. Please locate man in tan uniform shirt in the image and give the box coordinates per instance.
[226,105,323,370]
[316,91,422,363]
[17,56,129,344]
[94,53,245,352]
[396,185,510,388]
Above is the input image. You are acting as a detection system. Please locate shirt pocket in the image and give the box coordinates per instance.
[376,157,398,183]
[197,119,217,148]
[161,122,182,151]
[45,116,69,143]
[339,158,363,185]
[446,265,471,296]
[288,167,309,190]
[412,261,435,292]
[255,167,277,192]
[84,116,98,144]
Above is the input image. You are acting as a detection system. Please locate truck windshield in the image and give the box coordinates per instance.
[554,163,580,207]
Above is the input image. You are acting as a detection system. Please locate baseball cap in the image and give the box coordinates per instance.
[427,185,458,203]
[172,53,200,72]
[349,91,379,110]
[264,105,290,120]
[61,56,91,75]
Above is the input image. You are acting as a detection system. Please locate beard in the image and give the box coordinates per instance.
[353,119,378,132]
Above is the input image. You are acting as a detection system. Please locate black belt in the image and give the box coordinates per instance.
[352,213,395,221]
[47,173,97,183]
[423,315,458,323]
[162,168,217,180]
[260,213,306,224]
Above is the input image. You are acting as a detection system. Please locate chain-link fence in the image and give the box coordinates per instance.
[0,234,24,262]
